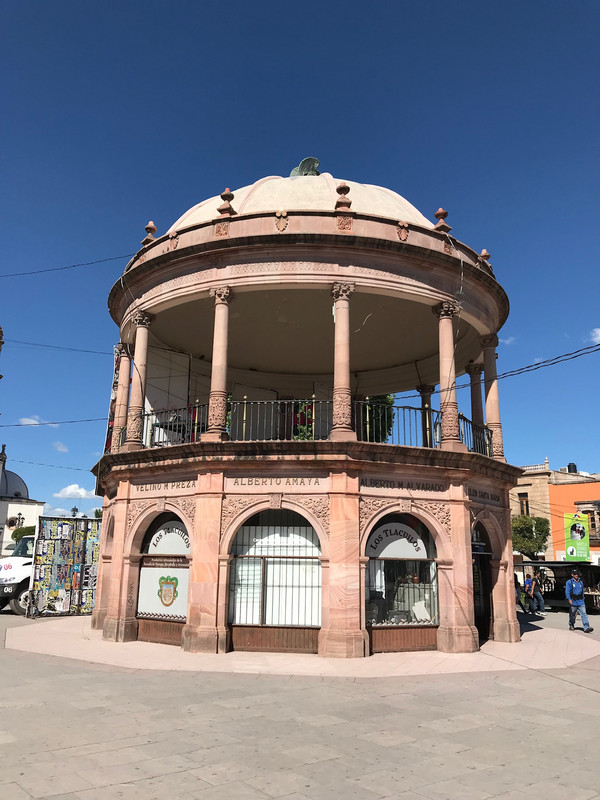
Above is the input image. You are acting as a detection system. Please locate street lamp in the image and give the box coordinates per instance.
[15,512,25,529]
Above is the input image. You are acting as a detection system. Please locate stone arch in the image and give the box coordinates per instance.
[125,501,194,558]
[220,497,329,558]
[470,508,506,560]
[360,501,451,562]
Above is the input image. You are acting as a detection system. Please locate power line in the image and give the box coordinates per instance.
[6,340,113,356]
[0,418,106,428]
[0,254,135,279]
[9,459,92,472]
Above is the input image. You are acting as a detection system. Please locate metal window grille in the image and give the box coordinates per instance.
[366,559,438,626]
[229,510,322,627]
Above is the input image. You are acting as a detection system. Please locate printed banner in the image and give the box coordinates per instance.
[565,513,590,561]
[137,556,188,622]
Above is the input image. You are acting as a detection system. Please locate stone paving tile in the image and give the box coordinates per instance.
[191,780,272,799]
[2,784,33,800]
[491,783,596,800]
[406,779,495,800]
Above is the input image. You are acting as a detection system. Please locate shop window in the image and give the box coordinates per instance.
[137,514,190,623]
[518,493,530,516]
[228,510,321,627]
[365,515,438,627]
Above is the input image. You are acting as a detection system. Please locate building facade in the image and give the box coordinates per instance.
[0,445,45,555]
[92,160,522,656]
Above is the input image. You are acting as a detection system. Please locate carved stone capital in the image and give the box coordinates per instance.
[125,409,144,443]
[417,384,436,398]
[480,333,499,350]
[332,282,355,302]
[115,342,127,358]
[332,389,352,428]
[207,391,228,429]
[209,286,231,305]
[131,311,152,328]
[440,402,460,441]
[465,362,484,379]
[434,300,459,319]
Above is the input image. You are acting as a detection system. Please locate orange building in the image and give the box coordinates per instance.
[549,482,600,562]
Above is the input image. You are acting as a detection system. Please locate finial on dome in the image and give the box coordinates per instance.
[141,221,157,246]
[480,249,491,261]
[217,188,236,216]
[335,182,351,210]
[434,208,452,233]
[290,157,321,177]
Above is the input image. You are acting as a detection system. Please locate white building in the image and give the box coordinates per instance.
[0,445,45,554]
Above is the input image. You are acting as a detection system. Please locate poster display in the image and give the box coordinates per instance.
[137,555,189,622]
[565,513,590,561]
[31,517,101,615]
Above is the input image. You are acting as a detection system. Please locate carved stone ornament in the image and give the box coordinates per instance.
[115,342,126,358]
[332,391,352,428]
[490,507,508,533]
[490,425,505,458]
[275,210,288,232]
[127,581,135,610]
[217,188,236,216]
[156,497,166,513]
[215,220,230,238]
[221,495,262,538]
[359,497,394,534]
[126,410,144,442]
[443,240,453,255]
[208,393,228,429]
[440,403,460,440]
[112,425,125,453]
[131,310,152,328]
[209,286,231,304]
[335,183,352,210]
[337,215,353,231]
[434,300,459,319]
[398,499,412,514]
[290,495,330,537]
[465,362,484,379]
[481,333,499,350]
[434,208,452,233]
[168,232,179,251]
[270,493,283,509]
[332,282,355,302]
[170,496,197,525]
[396,221,409,242]
[127,499,155,532]
[418,501,452,538]
[141,220,157,246]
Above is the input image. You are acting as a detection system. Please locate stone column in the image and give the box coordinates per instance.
[435,301,466,452]
[465,362,484,428]
[318,472,366,657]
[216,555,232,653]
[329,283,357,442]
[417,384,436,448]
[481,334,506,462]
[122,311,152,452]
[103,554,142,642]
[112,343,131,453]
[490,557,521,643]
[203,286,231,442]
[182,474,225,653]
[436,488,479,653]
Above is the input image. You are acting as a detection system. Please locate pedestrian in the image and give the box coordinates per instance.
[524,573,536,614]
[566,568,594,633]
[514,572,526,612]
[530,569,546,616]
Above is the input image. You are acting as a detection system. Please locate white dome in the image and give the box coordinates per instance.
[168,173,434,233]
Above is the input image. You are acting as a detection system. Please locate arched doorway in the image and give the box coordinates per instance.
[136,513,190,646]
[472,522,493,642]
[365,514,439,652]
[228,509,322,653]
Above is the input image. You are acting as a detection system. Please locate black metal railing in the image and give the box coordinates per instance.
[135,399,492,455]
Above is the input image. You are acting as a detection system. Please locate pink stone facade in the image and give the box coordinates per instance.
[92,168,522,656]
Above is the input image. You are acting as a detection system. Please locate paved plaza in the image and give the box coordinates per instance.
[1,609,600,799]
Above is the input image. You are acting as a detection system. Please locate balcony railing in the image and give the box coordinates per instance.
[131,399,492,456]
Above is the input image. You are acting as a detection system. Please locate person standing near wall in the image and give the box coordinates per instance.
[531,569,546,616]
[566,568,594,633]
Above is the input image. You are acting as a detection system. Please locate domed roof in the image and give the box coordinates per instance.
[167,172,434,233]
[0,469,29,500]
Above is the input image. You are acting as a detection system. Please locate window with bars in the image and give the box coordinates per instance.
[228,510,322,627]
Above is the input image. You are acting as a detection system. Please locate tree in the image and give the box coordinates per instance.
[11,525,35,543]
[94,508,103,519]
[511,515,550,559]
[71,506,79,518]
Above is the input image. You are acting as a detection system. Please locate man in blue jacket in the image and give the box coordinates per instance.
[566,568,594,633]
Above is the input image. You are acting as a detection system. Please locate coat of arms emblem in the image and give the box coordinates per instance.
[158,575,178,607]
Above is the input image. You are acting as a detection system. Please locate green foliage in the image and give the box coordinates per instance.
[293,401,314,440]
[94,508,103,519]
[12,525,35,543]
[362,395,395,443]
[511,515,550,559]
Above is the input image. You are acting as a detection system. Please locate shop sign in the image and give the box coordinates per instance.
[137,555,188,622]
[565,513,590,561]
[133,479,195,494]
[225,476,327,492]
[147,522,190,554]
[467,486,502,505]
[367,522,428,559]
[360,477,446,493]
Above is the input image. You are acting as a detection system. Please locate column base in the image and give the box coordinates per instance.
[182,624,228,653]
[328,428,358,443]
[120,441,143,453]
[492,618,520,643]
[318,628,368,658]
[102,615,138,642]
[91,608,107,631]
[436,624,479,653]
[201,429,230,442]
[440,439,469,453]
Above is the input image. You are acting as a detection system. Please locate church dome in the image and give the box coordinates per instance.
[0,469,29,499]
[167,172,434,233]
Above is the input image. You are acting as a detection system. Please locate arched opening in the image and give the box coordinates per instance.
[472,521,493,642]
[228,509,322,653]
[365,513,438,652]
[136,513,190,646]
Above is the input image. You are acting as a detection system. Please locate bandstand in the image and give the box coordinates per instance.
[92,158,522,657]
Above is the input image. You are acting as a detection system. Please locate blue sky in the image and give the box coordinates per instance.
[1,1,599,513]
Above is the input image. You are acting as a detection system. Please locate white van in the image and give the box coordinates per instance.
[0,535,34,615]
